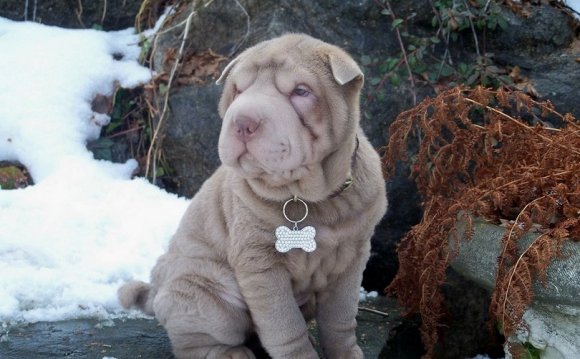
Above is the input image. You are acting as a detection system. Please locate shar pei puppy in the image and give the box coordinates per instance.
[119,33,387,359]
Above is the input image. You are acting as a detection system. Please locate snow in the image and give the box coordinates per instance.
[358,287,379,302]
[566,0,580,17]
[0,17,188,324]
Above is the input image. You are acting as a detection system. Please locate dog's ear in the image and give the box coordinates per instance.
[216,56,241,85]
[327,49,364,86]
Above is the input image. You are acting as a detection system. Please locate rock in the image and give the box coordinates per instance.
[363,169,423,292]
[490,5,575,56]
[0,162,31,189]
[0,296,405,358]
[490,4,580,118]
[0,0,143,30]
[527,53,580,118]
[158,84,223,197]
[440,270,505,359]
[381,269,505,359]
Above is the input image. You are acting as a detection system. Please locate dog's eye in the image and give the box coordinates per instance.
[292,86,310,97]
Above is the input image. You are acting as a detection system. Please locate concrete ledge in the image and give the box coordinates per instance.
[450,217,580,358]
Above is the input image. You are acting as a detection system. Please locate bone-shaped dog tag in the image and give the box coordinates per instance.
[275,197,317,253]
[275,225,317,253]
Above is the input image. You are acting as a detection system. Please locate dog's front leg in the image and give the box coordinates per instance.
[316,257,366,359]
[236,266,318,359]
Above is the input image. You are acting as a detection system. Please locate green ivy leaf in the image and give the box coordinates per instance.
[386,57,399,71]
[440,64,454,77]
[88,138,114,162]
[389,73,401,87]
[159,83,169,95]
[498,75,513,85]
[155,166,166,178]
[392,18,404,29]
[431,15,439,28]
[376,89,386,101]
[361,55,372,66]
[522,342,542,359]
[370,77,381,86]
[467,73,479,86]
[498,17,508,30]
[412,63,427,74]
[415,49,424,60]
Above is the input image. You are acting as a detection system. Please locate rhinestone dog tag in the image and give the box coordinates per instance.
[275,225,317,253]
[275,197,317,253]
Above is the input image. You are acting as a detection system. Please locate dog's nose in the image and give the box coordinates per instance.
[234,117,260,143]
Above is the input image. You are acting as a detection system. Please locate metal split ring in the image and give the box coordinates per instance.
[282,197,309,226]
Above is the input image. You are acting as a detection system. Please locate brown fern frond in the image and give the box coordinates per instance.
[383,85,579,356]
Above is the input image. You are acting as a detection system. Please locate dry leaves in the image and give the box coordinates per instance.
[161,48,227,86]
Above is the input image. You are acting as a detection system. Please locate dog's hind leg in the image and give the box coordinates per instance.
[153,282,255,359]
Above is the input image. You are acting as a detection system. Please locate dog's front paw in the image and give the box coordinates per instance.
[220,346,256,359]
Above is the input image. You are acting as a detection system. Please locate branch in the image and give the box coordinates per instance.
[384,0,417,105]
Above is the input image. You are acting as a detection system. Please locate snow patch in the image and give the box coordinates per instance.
[0,17,189,324]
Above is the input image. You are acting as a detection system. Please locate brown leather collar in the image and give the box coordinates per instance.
[329,136,359,199]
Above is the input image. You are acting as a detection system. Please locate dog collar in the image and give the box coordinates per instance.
[329,174,354,198]
[329,136,359,199]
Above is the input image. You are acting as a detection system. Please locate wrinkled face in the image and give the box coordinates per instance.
[217,35,362,187]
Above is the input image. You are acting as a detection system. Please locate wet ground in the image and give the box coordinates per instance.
[0,296,408,359]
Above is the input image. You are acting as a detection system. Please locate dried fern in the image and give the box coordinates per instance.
[383,86,579,358]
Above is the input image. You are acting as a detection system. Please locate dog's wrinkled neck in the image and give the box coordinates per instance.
[244,135,359,203]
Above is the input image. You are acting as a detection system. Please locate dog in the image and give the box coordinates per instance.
[119,33,387,359]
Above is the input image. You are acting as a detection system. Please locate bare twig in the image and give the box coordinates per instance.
[496,196,549,291]
[465,97,580,156]
[145,7,197,180]
[75,0,86,28]
[462,0,481,57]
[358,306,390,317]
[101,0,108,25]
[501,232,547,331]
[435,28,452,81]
[384,0,417,105]
[230,0,251,56]
[107,125,145,139]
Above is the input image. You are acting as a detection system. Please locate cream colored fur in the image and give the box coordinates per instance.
[118,34,387,359]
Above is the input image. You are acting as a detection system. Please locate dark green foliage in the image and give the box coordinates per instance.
[369,0,511,101]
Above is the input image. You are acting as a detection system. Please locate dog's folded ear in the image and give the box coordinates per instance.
[216,56,241,85]
[327,49,364,86]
